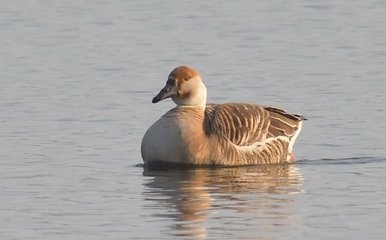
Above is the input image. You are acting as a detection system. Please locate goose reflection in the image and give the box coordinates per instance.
[142,164,303,239]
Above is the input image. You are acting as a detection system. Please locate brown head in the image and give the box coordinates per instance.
[152,66,207,107]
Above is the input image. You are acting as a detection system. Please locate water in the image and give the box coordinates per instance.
[1,0,386,239]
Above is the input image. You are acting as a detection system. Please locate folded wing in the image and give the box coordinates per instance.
[204,103,305,146]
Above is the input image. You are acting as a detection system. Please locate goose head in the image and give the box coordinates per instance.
[152,66,207,107]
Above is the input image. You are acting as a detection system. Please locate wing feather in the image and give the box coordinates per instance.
[204,103,305,146]
[204,103,269,146]
[264,106,305,140]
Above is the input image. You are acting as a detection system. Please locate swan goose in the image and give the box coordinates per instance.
[141,66,306,166]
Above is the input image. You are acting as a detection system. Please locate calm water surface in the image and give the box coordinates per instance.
[1,0,386,239]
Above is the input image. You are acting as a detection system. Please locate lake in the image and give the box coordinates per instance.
[1,0,385,239]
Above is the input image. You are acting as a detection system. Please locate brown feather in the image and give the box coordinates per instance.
[204,104,305,147]
[264,106,305,141]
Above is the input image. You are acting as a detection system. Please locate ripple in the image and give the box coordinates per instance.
[297,156,386,165]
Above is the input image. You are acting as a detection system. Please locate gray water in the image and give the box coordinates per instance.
[1,0,386,239]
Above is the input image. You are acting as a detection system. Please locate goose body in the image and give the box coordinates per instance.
[141,66,306,166]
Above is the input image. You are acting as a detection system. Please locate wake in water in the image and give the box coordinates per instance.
[296,156,386,165]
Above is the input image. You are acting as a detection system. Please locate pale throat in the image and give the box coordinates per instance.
[172,81,207,107]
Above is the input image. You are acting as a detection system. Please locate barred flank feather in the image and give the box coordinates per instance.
[203,103,305,165]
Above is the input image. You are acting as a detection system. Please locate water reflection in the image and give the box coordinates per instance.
[143,165,303,239]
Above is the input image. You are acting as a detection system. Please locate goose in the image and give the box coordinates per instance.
[141,66,306,166]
